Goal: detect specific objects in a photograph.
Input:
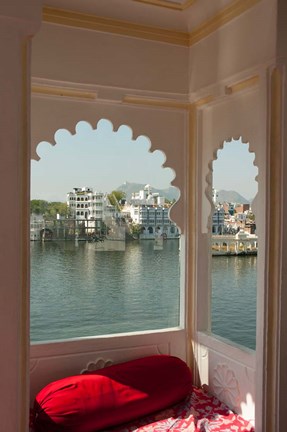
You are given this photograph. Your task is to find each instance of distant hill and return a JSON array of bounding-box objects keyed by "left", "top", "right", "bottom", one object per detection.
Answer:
[
  {"left": 115, "top": 184, "right": 250, "bottom": 204},
  {"left": 216, "top": 190, "right": 250, "bottom": 204},
  {"left": 116, "top": 182, "right": 180, "bottom": 202}
]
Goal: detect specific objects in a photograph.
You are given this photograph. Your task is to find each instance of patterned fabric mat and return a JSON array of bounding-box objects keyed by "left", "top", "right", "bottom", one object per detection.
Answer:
[{"left": 108, "top": 386, "right": 255, "bottom": 432}]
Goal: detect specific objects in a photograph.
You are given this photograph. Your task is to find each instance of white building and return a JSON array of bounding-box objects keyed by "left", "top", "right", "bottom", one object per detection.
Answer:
[
  {"left": 67, "top": 187, "right": 116, "bottom": 222},
  {"left": 128, "top": 185, "right": 179, "bottom": 239},
  {"left": 212, "top": 188, "right": 218, "bottom": 204},
  {"left": 30, "top": 214, "right": 45, "bottom": 240},
  {"left": 212, "top": 206, "right": 225, "bottom": 234},
  {"left": 131, "top": 184, "right": 165, "bottom": 207}
]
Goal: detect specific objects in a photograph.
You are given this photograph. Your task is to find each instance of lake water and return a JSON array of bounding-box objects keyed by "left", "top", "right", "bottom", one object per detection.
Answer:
[{"left": 30, "top": 240, "right": 256, "bottom": 350}]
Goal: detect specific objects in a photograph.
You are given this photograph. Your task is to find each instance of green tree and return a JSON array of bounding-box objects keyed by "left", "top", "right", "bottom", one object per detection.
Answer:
[
  {"left": 164, "top": 198, "right": 176, "bottom": 206},
  {"left": 107, "top": 191, "right": 126, "bottom": 210},
  {"left": 129, "top": 223, "right": 142, "bottom": 239},
  {"left": 30, "top": 200, "right": 69, "bottom": 219},
  {"left": 47, "top": 202, "right": 69, "bottom": 219},
  {"left": 30, "top": 200, "right": 49, "bottom": 216}
]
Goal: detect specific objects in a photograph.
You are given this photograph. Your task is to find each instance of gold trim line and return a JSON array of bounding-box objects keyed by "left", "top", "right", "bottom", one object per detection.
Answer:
[
  {"left": 225, "top": 75, "right": 259, "bottom": 95},
  {"left": 32, "top": 85, "right": 97, "bottom": 100},
  {"left": 265, "top": 66, "right": 282, "bottom": 432},
  {"left": 193, "top": 95, "right": 214, "bottom": 108},
  {"left": 123, "top": 95, "right": 190, "bottom": 110},
  {"left": 43, "top": 0, "right": 261, "bottom": 47},
  {"left": 43, "top": 7, "right": 189, "bottom": 47},
  {"left": 133, "top": 0, "right": 196, "bottom": 11},
  {"left": 189, "top": 0, "right": 262, "bottom": 46}
]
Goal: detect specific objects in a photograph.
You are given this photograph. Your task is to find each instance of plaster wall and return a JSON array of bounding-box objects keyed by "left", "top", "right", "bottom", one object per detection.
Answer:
[
  {"left": 0, "top": 3, "right": 42, "bottom": 431},
  {"left": 275, "top": 1, "right": 287, "bottom": 428},
  {"left": 32, "top": 23, "right": 189, "bottom": 94},
  {"left": 188, "top": 0, "right": 277, "bottom": 93},
  {"left": 192, "top": 79, "right": 267, "bottom": 424}
]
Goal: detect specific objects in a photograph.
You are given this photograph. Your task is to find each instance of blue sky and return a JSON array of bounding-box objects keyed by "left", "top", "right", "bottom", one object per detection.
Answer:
[
  {"left": 31, "top": 121, "right": 258, "bottom": 202},
  {"left": 31, "top": 119, "right": 175, "bottom": 202},
  {"left": 213, "top": 138, "right": 258, "bottom": 201}
]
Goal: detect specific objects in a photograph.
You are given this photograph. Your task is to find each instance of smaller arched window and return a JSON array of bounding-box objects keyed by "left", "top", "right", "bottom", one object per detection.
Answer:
[{"left": 211, "top": 138, "right": 258, "bottom": 350}]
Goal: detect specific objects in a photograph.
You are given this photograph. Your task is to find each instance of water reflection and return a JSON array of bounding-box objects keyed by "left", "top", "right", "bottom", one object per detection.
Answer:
[
  {"left": 30, "top": 240, "right": 181, "bottom": 342},
  {"left": 211, "top": 256, "right": 257, "bottom": 350}
]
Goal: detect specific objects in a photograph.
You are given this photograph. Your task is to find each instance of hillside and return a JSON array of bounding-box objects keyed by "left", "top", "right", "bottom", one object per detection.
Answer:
[
  {"left": 115, "top": 183, "right": 250, "bottom": 204},
  {"left": 116, "top": 182, "right": 180, "bottom": 202},
  {"left": 217, "top": 190, "right": 250, "bottom": 204}
]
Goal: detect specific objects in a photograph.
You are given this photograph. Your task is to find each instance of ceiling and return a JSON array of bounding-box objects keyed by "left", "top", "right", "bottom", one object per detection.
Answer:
[{"left": 42, "top": 0, "right": 238, "bottom": 33}]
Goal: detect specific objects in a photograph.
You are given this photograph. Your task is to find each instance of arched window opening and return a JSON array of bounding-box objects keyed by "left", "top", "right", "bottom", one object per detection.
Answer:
[
  {"left": 211, "top": 138, "right": 258, "bottom": 350},
  {"left": 30, "top": 119, "right": 181, "bottom": 343}
]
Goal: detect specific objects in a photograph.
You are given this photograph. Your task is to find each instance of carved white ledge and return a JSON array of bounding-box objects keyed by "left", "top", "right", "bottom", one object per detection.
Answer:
[
  {"left": 81, "top": 357, "right": 113, "bottom": 374},
  {"left": 213, "top": 363, "right": 240, "bottom": 408}
]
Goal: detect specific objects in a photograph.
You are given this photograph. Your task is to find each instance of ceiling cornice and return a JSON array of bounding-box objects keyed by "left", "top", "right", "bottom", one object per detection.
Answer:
[
  {"left": 132, "top": 0, "right": 196, "bottom": 11},
  {"left": 43, "top": 0, "right": 262, "bottom": 47},
  {"left": 189, "top": 0, "right": 262, "bottom": 46},
  {"left": 42, "top": 6, "right": 189, "bottom": 46}
]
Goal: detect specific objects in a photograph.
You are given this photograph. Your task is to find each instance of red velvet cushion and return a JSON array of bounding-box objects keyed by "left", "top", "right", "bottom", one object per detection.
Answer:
[{"left": 32, "top": 355, "right": 192, "bottom": 432}]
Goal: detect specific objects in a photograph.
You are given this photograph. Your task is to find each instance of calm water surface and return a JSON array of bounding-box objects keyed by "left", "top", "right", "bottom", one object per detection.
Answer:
[
  {"left": 30, "top": 241, "right": 256, "bottom": 350},
  {"left": 212, "top": 255, "right": 257, "bottom": 350},
  {"left": 30, "top": 240, "right": 181, "bottom": 342}
]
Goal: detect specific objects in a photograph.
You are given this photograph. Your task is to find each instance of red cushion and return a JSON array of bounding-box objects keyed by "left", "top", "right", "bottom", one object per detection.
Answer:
[{"left": 32, "top": 355, "right": 192, "bottom": 432}]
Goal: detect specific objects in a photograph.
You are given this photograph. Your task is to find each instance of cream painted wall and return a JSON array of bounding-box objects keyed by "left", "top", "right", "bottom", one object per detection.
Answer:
[
  {"left": 273, "top": 1, "right": 287, "bottom": 429},
  {"left": 32, "top": 23, "right": 189, "bottom": 94},
  {"left": 188, "top": 0, "right": 277, "bottom": 93},
  {"left": 0, "top": 3, "right": 42, "bottom": 431}
]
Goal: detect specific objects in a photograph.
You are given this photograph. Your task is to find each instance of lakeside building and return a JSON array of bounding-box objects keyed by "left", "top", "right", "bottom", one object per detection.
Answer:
[
  {"left": 212, "top": 207, "right": 225, "bottom": 234},
  {"left": 212, "top": 202, "right": 256, "bottom": 235},
  {"left": 212, "top": 230, "right": 258, "bottom": 255},
  {"left": 30, "top": 214, "right": 45, "bottom": 241},
  {"left": 30, "top": 185, "right": 179, "bottom": 241},
  {"left": 67, "top": 187, "right": 116, "bottom": 223},
  {"left": 67, "top": 187, "right": 117, "bottom": 237},
  {"left": 126, "top": 185, "right": 180, "bottom": 239}
]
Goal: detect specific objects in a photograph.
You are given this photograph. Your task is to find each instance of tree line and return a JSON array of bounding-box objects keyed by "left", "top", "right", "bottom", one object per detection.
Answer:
[
  {"left": 30, "top": 200, "right": 69, "bottom": 220},
  {"left": 30, "top": 191, "right": 126, "bottom": 220}
]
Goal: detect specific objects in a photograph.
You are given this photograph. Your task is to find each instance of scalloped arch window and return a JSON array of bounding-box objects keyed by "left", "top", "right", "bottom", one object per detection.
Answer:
[
  {"left": 30, "top": 119, "right": 182, "bottom": 342},
  {"left": 211, "top": 138, "right": 258, "bottom": 350}
]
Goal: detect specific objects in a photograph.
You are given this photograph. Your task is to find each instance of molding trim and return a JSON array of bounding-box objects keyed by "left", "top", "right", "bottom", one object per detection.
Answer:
[
  {"left": 21, "top": 39, "right": 30, "bottom": 432},
  {"left": 31, "top": 85, "right": 215, "bottom": 111},
  {"left": 122, "top": 95, "right": 189, "bottom": 110},
  {"left": 264, "top": 66, "right": 283, "bottom": 432},
  {"left": 42, "top": 7, "right": 189, "bottom": 46},
  {"left": 43, "top": 0, "right": 262, "bottom": 47},
  {"left": 189, "top": 0, "right": 262, "bottom": 46},
  {"left": 133, "top": 0, "right": 196, "bottom": 11},
  {"left": 225, "top": 75, "right": 259, "bottom": 95},
  {"left": 193, "top": 95, "right": 214, "bottom": 108},
  {"left": 187, "top": 102, "right": 197, "bottom": 376},
  {"left": 32, "top": 84, "right": 97, "bottom": 100}
]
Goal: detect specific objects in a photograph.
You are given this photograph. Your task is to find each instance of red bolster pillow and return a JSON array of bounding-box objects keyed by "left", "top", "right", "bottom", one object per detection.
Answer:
[{"left": 32, "top": 355, "right": 192, "bottom": 432}]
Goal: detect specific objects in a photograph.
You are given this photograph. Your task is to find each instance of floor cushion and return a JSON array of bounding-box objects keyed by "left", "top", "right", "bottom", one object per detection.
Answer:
[{"left": 31, "top": 355, "right": 193, "bottom": 432}]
